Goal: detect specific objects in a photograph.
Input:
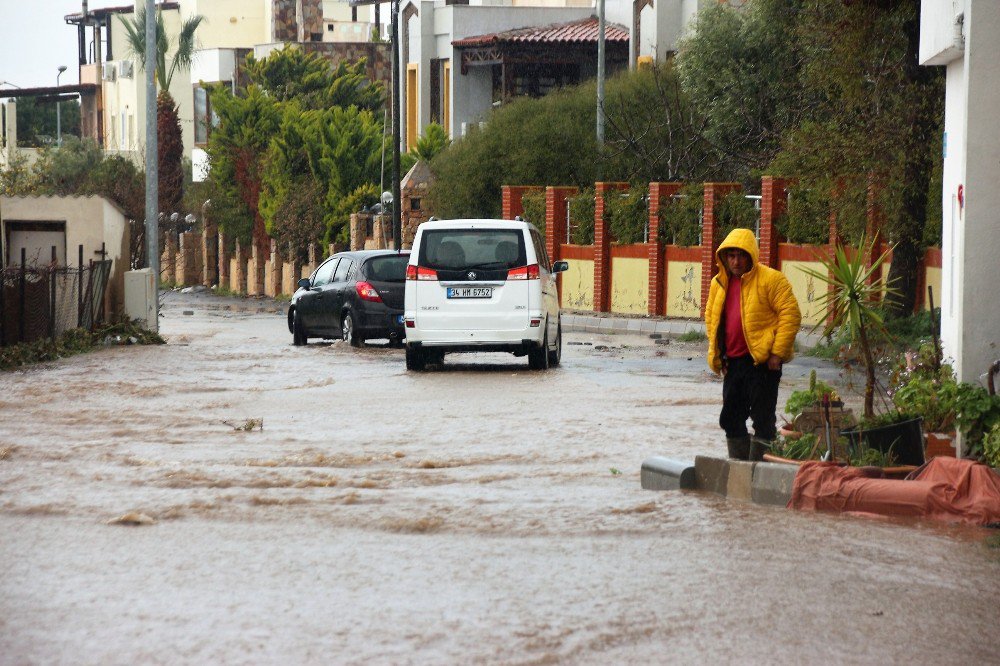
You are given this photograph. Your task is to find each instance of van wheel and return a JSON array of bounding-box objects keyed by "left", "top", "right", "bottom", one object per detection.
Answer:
[
  {"left": 528, "top": 328, "right": 550, "bottom": 370},
  {"left": 405, "top": 346, "right": 426, "bottom": 371},
  {"left": 292, "top": 308, "right": 308, "bottom": 346},
  {"left": 548, "top": 321, "right": 561, "bottom": 367}
]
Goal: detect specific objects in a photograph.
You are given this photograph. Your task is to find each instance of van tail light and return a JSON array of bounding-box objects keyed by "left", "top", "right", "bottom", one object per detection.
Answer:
[
  {"left": 355, "top": 281, "right": 383, "bottom": 302},
  {"left": 406, "top": 265, "right": 438, "bottom": 281},
  {"left": 507, "top": 264, "right": 540, "bottom": 280}
]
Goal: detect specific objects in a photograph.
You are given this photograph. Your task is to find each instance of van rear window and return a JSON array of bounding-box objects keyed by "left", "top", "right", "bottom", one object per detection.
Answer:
[{"left": 418, "top": 230, "right": 526, "bottom": 271}]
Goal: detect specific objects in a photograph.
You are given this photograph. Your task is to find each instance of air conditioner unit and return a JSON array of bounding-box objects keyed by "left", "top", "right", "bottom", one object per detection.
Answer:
[
  {"left": 102, "top": 65, "right": 116, "bottom": 82},
  {"left": 118, "top": 60, "right": 134, "bottom": 79}
]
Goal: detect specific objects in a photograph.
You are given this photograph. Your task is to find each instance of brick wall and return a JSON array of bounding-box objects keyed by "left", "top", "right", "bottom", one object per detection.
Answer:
[
  {"left": 594, "top": 182, "right": 629, "bottom": 312},
  {"left": 699, "top": 182, "right": 741, "bottom": 317},
  {"left": 501, "top": 185, "right": 544, "bottom": 221},
  {"left": 647, "top": 182, "right": 683, "bottom": 315}
]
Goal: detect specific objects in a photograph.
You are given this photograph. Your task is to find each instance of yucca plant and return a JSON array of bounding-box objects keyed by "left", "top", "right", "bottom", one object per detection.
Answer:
[{"left": 801, "top": 235, "right": 897, "bottom": 418}]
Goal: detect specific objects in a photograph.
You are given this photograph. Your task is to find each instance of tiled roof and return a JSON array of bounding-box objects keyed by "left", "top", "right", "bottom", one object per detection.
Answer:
[{"left": 453, "top": 17, "right": 629, "bottom": 48}]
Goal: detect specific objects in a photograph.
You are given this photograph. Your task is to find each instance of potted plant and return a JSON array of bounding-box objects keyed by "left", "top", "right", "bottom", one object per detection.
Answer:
[
  {"left": 801, "top": 236, "right": 924, "bottom": 465},
  {"left": 954, "top": 381, "right": 1000, "bottom": 461}
]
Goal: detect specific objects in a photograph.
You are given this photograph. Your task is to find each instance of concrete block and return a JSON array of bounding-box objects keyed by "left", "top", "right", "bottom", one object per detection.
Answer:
[
  {"left": 726, "top": 460, "right": 756, "bottom": 501},
  {"left": 695, "top": 455, "right": 730, "bottom": 495},
  {"left": 639, "top": 320, "right": 656, "bottom": 333},
  {"left": 626, "top": 318, "right": 641, "bottom": 331},
  {"left": 751, "top": 462, "right": 799, "bottom": 506},
  {"left": 599, "top": 318, "right": 615, "bottom": 330},
  {"left": 640, "top": 457, "right": 696, "bottom": 491}
]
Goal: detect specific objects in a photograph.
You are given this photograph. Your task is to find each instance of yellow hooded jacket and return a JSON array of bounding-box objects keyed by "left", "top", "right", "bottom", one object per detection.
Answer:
[{"left": 704, "top": 228, "right": 801, "bottom": 374}]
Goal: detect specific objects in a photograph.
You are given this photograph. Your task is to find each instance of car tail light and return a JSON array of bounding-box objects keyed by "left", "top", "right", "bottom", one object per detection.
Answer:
[
  {"left": 405, "top": 318, "right": 415, "bottom": 328},
  {"left": 507, "top": 264, "right": 540, "bottom": 280},
  {"left": 355, "top": 281, "right": 382, "bottom": 302},
  {"left": 406, "top": 265, "right": 438, "bottom": 281},
  {"left": 530, "top": 318, "right": 541, "bottom": 327}
]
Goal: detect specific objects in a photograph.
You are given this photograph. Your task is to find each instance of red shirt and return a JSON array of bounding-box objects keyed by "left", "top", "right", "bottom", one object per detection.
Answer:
[{"left": 724, "top": 276, "right": 750, "bottom": 358}]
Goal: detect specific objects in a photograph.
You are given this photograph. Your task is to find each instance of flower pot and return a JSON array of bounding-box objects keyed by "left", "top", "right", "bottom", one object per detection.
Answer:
[
  {"left": 841, "top": 417, "right": 925, "bottom": 467},
  {"left": 924, "top": 431, "right": 957, "bottom": 459}
]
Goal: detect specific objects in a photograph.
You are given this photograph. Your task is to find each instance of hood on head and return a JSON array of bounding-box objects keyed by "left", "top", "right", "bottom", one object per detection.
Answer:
[{"left": 715, "top": 228, "right": 760, "bottom": 276}]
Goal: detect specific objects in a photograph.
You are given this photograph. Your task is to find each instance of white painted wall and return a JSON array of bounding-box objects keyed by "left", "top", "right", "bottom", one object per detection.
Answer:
[{"left": 920, "top": 0, "right": 1000, "bottom": 383}]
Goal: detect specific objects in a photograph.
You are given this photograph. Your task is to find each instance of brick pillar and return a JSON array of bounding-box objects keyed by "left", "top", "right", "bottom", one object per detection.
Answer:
[
  {"left": 759, "top": 177, "right": 790, "bottom": 269},
  {"left": 545, "top": 186, "right": 577, "bottom": 305},
  {"left": 201, "top": 207, "right": 218, "bottom": 288},
  {"left": 501, "top": 185, "right": 544, "bottom": 221},
  {"left": 218, "top": 232, "right": 230, "bottom": 290},
  {"left": 282, "top": 243, "right": 301, "bottom": 295},
  {"left": 593, "top": 182, "right": 629, "bottom": 312},
  {"left": 160, "top": 234, "right": 176, "bottom": 283},
  {"left": 265, "top": 239, "right": 282, "bottom": 297},
  {"left": 303, "top": 243, "right": 318, "bottom": 279},
  {"left": 699, "top": 182, "right": 742, "bottom": 317},
  {"left": 232, "top": 239, "right": 249, "bottom": 294},
  {"left": 177, "top": 231, "right": 199, "bottom": 286},
  {"left": 648, "top": 182, "right": 682, "bottom": 316},
  {"left": 350, "top": 212, "right": 371, "bottom": 251}
]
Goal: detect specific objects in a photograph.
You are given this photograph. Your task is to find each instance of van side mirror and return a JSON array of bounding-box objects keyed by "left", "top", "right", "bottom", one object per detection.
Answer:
[
  {"left": 298, "top": 278, "right": 312, "bottom": 289},
  {"left": 552, "top": 261, "right": 569, "bottom": 273}
]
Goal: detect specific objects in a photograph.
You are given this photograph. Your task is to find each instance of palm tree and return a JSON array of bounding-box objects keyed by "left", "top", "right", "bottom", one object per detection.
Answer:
[{"left": 119, "top": 7, "right": 204, "bottom": 217}]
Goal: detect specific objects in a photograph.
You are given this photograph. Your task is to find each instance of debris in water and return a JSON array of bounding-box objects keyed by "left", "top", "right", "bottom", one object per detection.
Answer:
[
  {"left": 183, "top": 310, "right": 195, "bottom": 316},
  {"left": 223, "top": 418, "right": 264, "bottom": 432},
  {"left": 107, "top": 511, "right": 156, "bottom": 526},
  {"left": 610, "top": 467, "right": 622, "bottom": 475}
]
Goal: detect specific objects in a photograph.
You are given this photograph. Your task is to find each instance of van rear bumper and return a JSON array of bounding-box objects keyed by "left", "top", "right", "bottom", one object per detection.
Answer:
[
  {"left": 405, "top": 325, "right": 544, "bottom": 351},
  {"left": 407, "top": 340, "right": 539, "bottom": 355}
]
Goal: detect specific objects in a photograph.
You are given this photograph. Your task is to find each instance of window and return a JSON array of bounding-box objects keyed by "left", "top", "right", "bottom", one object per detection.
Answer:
[
  {"left": 333, "top": 258, "right": 354, "bottom": 283},
  {"left": 410, "top": 198, "right": 422, "bottom": 211},
  {"left": 312, "top": 257, "right": 339, "bottom": 286},
  {"left": 418, "top": 230, "right": 526, "bottom": 271},
  {"left": 530, "top": 230, "right": 551, "bottom": 272},
  {"left": 406, "top": 64, "right": 418, "bottom": 152},
  {"left": 194, "top": 87, "right": 211, "bottom": 145},
  {"left": 365, "top": 255, "right": 409, "bottom": 282}
]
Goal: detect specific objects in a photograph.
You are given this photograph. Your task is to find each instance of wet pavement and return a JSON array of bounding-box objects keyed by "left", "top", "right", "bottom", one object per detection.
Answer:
[{"left": 1, "top": 291, "right": 998, "bottom": 664}]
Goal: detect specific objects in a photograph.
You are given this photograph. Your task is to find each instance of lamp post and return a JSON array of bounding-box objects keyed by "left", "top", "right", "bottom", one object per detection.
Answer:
[{"left": 56, "top": 65, "right": 67, "bottom": 146}]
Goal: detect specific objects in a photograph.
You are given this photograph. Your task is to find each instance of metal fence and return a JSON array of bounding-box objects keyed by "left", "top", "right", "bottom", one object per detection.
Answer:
[{"left": 0, "top": 253, "right": 111, "bottom": 347}]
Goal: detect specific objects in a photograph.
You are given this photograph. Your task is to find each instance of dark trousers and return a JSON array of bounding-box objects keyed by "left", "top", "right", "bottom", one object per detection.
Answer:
[{"left": 720, "top": 355, "right": 782, "bottom": 440}]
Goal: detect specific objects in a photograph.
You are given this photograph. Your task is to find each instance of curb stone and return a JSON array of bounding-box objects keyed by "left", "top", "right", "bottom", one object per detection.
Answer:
[{"left": 640, "top": 457, "right": 696, "bottom": 490}]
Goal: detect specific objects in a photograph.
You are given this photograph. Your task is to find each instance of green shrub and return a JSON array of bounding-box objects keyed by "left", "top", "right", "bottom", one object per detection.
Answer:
[
  {"left": 605, "top": 187, "right": 648, "bottom": 244},
  {"left": 778, "top": 185, "right": 830, "bottom": 245},
  {"left": 715, "top": 191, "right": 758, "bottom": 241},
  {"left": 658, "top": 182, "right": 703, "bottom": 246},
  {"left": 568, "top": 188, "right": 595, "bottom": 245},
  {"left": 520, "top": 190, "right": 546, "bottom": 236}
]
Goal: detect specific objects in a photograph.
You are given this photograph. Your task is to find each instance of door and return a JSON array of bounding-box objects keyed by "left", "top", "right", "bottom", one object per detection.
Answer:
[
  {"left": 328, "top": 257, "right": 355, "bottom": 333},
  {"left": 530, "top": 229, "right": 559, "bottom": 342},
  {"left": 298, "top": 257, "right": 339, "bottom": 331}
]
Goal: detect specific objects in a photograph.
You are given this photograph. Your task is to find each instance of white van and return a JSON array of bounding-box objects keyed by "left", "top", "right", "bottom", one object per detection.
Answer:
[{"left": 403, "top": 218, "right": 568, "bottom": 370}]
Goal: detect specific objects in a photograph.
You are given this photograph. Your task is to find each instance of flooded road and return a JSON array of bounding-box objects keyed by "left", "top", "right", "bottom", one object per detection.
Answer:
[{"left": 2, "top": 291, "right": 998, "bottom": 664}]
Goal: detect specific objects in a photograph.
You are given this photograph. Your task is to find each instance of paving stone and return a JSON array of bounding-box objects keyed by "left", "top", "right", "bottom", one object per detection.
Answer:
[{"left": 726, "top": 460, "right": 756, "bottom": 501}]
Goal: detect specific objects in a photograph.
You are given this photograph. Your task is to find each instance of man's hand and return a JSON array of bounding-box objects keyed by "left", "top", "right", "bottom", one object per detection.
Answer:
[{"left": 767, "top": 354, "right": 783, "bottom": 371}]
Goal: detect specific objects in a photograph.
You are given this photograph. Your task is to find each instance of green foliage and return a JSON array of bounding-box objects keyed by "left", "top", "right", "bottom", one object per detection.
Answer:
[
  {"left": 328, "top": 183, "right": 379, "bottom": 245},
  {"left": 567, "top": 188, "right": 595, "bottom": 245},
  {"left": 0, "top": 319, "right": 164, "bottom": 371},
  {"left": 954, "top": 384, "right": 1000, "bottom": 461},
  {"left": 801, "top": 235, "right": 897, "bottom": 417},
  {"left": 157, "top": 91, "right": 184, "bottom": 215},
  {"left": 892, "top": 375, "right": 958, "bottom": 433},
  {"left": 520, "top": 190, "right": 546, "bottom": 235},
  {"left": 678, "top": 0, "right": 811, "bottom": 176},
  {"left": 245, "top": 47, "right": 384, "bottom": 111},
  {"left": 715, "top": 192, "right": 757, "bottom": 241},
  {"left": 410, "top": 122, "right": 450, "bottom": 163},
  {"left": 983, "top": 423, "right": 1000, "bottom": 469},
  {"left": 778, "top": 184, "right": 831, "bottom": 245},
  {"left": 849, "top": 441, "right": 897, "bottom": 468},
  {"left": 605, "top": 187, "right": 648, "bottom": 244},
  {"left": 118, "top": 7, "right": 204, "bottom": 90},
  {"left": 676, "top": 330, "right": 707, "bottom": 343},
  {"left": 771, "top": 433, "right": 819, "bottom": 460},
  {"left": 784, "top": 370, "right": 839, "bottom": 417},
  {"left": 0, "top": 152, "right": 38, "bottom": 195},
  {"left": 658, "top": 182, "right": 702, "bottom": 246},
  {"left": 8, "top": 97, "right": 80, "bottom": 147}
]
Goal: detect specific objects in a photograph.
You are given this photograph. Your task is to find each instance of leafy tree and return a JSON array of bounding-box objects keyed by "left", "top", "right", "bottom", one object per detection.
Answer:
[
  {"left": 119, "top": 6, "right": 204, "bottom": 220},
  {"left": 9, "top": 97, "right": 81, "bottom": 147},
  {"left": 409, "top": 122, "right": 450, "bottom": 162}
]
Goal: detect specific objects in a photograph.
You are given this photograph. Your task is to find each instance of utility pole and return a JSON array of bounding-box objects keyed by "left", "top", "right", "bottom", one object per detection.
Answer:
[
  {"left": 596, "top": 0, "right": 606, "bottom": 181},
  {"left": 144, "top": 0, "right": 159, "bottom": 331},
  {"left": 391, "top": 0, "right": 402, "bottom": 250},
  {"left": 56, "top": 65, "right": 67, "bottom": 146}
]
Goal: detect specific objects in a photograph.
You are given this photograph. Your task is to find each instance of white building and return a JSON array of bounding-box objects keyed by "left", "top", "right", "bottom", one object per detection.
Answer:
[{"left": 919, "top": 0, "right": 1000, "bottom": 383}]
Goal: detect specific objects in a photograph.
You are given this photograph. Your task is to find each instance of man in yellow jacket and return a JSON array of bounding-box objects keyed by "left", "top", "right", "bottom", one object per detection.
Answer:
[{"left": 705, "top": 228, "right": 801, "bottom": 461}]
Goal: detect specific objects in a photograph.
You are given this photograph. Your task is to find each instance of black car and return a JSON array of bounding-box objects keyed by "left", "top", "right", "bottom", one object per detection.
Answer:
[{"left": 288, "top": 249, "right": 409, "bottom": 346}]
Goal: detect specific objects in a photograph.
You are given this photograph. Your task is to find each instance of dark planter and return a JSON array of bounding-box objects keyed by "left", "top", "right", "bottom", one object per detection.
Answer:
[{"left": 841, "top": 417, "right": 925, "bottom": 467}]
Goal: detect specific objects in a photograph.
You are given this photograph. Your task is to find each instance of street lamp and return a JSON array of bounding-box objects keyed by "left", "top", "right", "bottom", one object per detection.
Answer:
[{"left": 56, "top": 65, "right": 67, "bottom": 146}]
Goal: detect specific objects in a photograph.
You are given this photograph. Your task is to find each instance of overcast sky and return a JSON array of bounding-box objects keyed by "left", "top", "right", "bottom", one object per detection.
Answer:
[{"left": 0, "top": 0, "right": 122, "bottom": 93}]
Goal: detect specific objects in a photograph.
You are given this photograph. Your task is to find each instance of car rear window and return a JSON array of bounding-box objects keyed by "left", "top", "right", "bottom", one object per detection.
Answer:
[
  {"left": 418, "top": 229, "right": 526, "bottom": 271},
  {"left": 365, "top": 254, "right": 409, "bottom": 282}
]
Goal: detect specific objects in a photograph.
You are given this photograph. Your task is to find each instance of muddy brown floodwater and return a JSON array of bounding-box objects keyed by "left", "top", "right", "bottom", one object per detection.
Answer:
[{"left": 2, "top": 291, "right": 999, "bottom": 664}]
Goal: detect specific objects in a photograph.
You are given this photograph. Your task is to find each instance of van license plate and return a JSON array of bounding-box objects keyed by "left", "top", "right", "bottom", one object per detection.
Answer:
[{"left": 447, "top": 287, "right": 492, "bottom": 299}]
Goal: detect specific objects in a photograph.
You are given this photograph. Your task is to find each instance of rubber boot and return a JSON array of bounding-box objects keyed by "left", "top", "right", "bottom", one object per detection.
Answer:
[
  {"left": 726, "top": 436, "right": 751, "bottom": 461},
  {"left": 749, "top": 437, "right": 772, "bottom": 462}
]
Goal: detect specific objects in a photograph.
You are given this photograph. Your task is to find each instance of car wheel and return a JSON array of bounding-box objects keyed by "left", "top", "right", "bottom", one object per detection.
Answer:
[
  {"left": 528, "top": 327, "right": 550, "bottom": 370},
  {"left": 342, "top": 311, "right": 363, "bottom": 347},
  {"left": 548, "top": 321, "right": 562, "bottom": 367},
  {"left": 405, "top": 346, "right": 426, "bottom": 371},
  {"left": 292, "top": 308, "right": 308, "bottom": 346}
]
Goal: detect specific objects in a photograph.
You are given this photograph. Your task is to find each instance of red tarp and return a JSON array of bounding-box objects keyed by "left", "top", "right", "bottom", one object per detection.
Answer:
[{"left": 789, "top": 457, "right": 1000, "bottom": 527}]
